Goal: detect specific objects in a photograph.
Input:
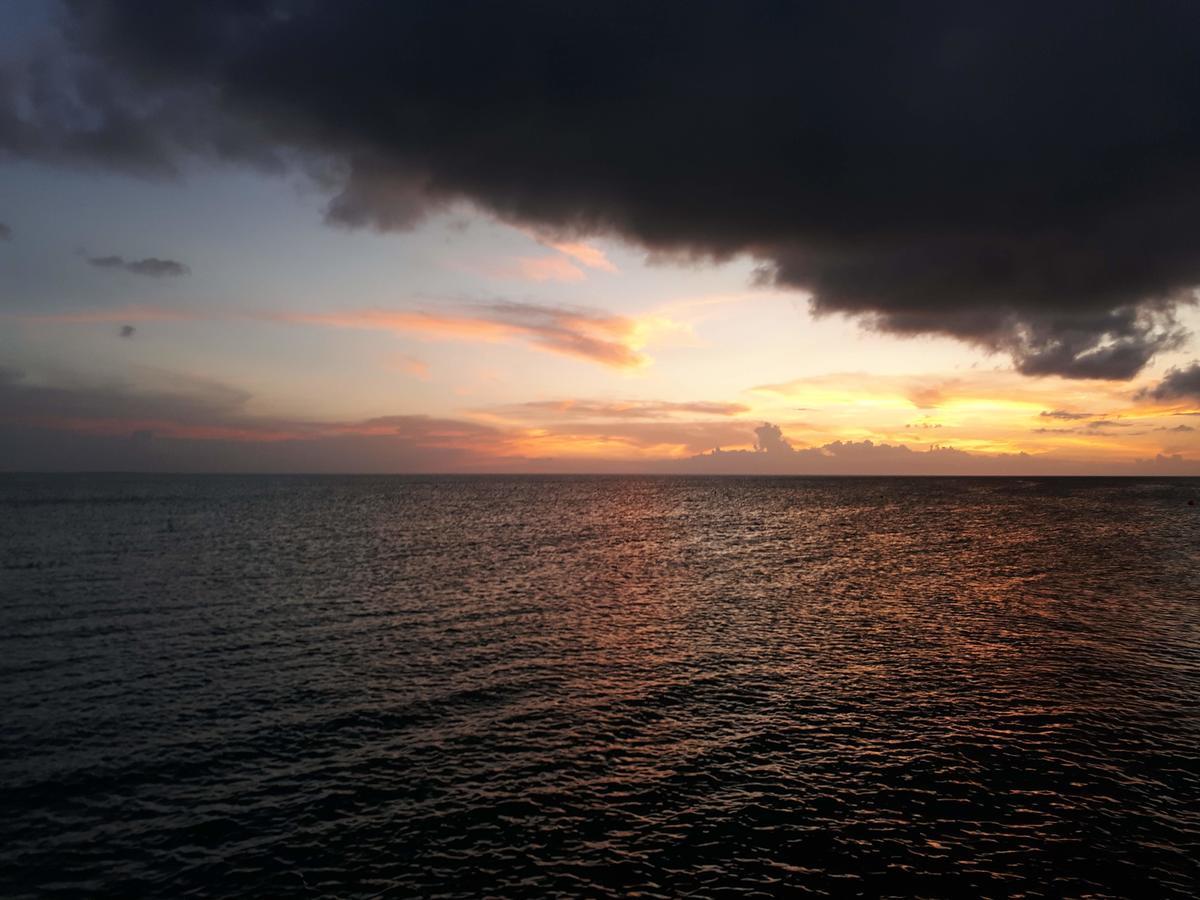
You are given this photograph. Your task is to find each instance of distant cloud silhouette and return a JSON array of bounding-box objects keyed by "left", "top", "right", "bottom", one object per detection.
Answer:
[
  {"left": 1034, "top": 421, "right": 1146, "bottom": 437},
  {"left": 1139, "top": 363, "right": 1200, "bottom": 403},
  {"left": 753, "top": 422, "right": 793, "bottom": 454},
  {"left": 0, "top": 380, "right": 1196, "bottom": 474},
  {"left": 87, "top": 255, "right": 190, "bottom": 277},
  {"left": 680, "top": 423, "right": 1196, "bottom": 475},
  {"left": 1040, "top": 409, "right": 1094, "bottom": 421}
]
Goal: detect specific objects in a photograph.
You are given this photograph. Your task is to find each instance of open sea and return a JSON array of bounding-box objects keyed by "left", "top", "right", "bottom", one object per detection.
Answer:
[{"left": 1, "top": 474, "right": 1199, "bottom": 898}]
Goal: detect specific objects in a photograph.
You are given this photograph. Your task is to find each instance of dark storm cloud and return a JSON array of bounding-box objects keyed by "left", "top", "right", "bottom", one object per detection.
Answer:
[
  {"left": 11, "top": 1, "right": 1200, "bottom": 377},
  {"left": 1138, "top": 363, "right": 1200, "bottom": 403},
  {"left": 87, "top": 255, "right": 190, "bottom": 277}
]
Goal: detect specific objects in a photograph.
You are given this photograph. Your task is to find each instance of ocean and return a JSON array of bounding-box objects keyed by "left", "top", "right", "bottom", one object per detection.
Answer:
[{"left": 2, "top": 474, "right": 1199, "bottom": 897}]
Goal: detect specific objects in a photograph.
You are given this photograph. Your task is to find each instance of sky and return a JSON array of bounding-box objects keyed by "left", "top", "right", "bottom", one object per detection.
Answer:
[{"left": 3, "top": 1, "right": 1200, "bottom": 474}]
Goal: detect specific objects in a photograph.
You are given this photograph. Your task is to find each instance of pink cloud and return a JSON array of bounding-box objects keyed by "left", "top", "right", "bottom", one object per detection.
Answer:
[
  {"left": 286, "top": 302, "right": 648, "bottom": 369},
  {"left": 387, "top": 354, "right": 431, "bottom": 380},
  {"left": 546, "top": 240, "right": 618, "bottom": 273},
  {"left": 472, "top": 255, "right": 587, "bottom": 282},
  {"left": 511, "top": 256, "right": 586, "bottom": 282},
  {"left": 509, "top": 399, "right": 750, "bottom": 418}
]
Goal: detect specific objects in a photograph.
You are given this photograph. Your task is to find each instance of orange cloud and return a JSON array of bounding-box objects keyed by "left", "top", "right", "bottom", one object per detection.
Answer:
[
  {"left": 506, "top": 399, "right": 750, "bottom": 419},
  {"left": 287, "top": 302, "right": 649, "bottom": 369},
  {"left": 511, "top": 256, "right": 586, "bottom": 282},
  {"left": 546, "top": 240, "right": 618, "bottom": 273},
  {"left": 509, "top": 420, "right": 760, "bottom": 458},
  {"left": 3, "top": 362, "right": 1197, "bottom": 473},
  {"left": 476, "top": 255, "right": 587, "bottom": 282},
  {"left": 751, "top": 370, "right": 1134, "bottom": 414},
  {"left": 464, "top": 253, "right": 588, "bottom": 283},
  {"left": 741, "top": 368, "right": 1200, "bottom": 461}
]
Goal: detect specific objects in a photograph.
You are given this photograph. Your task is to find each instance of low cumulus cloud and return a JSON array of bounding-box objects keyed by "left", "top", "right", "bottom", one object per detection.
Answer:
[
  {"left": 87, "top": 255, "right": 190, "bottom": 277},
  {"left": 683, "top": 421, "right": 1198, "bottom": 475},
  {"left": 8, "top": 3, "right": 1200, "bottom": 378},
  {"left": 0, "top": 367, "right": 750, "bottom": 467},
  {"left": 0, "top": 369, "right": 751, "bottom": 468},
  {"left": 0, "top": 373, "right": 1195, "bottom": 474},
  {"left": 753, "top": 422, "right": 793, "bottom": 454}
]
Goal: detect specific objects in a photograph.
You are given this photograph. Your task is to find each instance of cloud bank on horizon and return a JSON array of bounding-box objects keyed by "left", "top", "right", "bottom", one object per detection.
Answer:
[
  {"left": 0, "top": 365, "right": 1194, "bottom": 475},
  {"left": 5, "top": 1, "right": 1200, "bottom": 382}
]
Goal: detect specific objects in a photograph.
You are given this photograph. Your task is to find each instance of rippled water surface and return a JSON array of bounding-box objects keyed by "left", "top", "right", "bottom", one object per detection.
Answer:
[{"left": 2, "top": 475, "right": 1200, "bottom": 897}]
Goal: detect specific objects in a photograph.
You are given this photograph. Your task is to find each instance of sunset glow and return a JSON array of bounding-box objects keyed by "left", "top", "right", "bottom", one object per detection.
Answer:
[
  {"left": 6, "top": 6, "right": 1200, "bottom": 899},
  {"left": 3, "top": 4, "right": 1200, "bottom": 475},
  {"left": 4, "top": 235, "right": 1200, "bottom": 471}
]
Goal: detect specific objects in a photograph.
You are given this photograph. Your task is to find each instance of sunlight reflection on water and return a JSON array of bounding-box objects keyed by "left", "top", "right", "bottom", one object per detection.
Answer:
[{"left": 2, "top": 475, "right": 1199, "bottom": 897}]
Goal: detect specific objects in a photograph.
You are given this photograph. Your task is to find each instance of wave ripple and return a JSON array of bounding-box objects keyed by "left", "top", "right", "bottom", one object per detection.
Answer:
[{"left": 2, "top": 475, "right": 1199, "bottom": 897}]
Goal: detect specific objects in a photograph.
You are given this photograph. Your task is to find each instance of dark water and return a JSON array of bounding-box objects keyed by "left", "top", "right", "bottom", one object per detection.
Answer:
[{"left": 2, "top": 475, "right": 1199, "bottom": 898}]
